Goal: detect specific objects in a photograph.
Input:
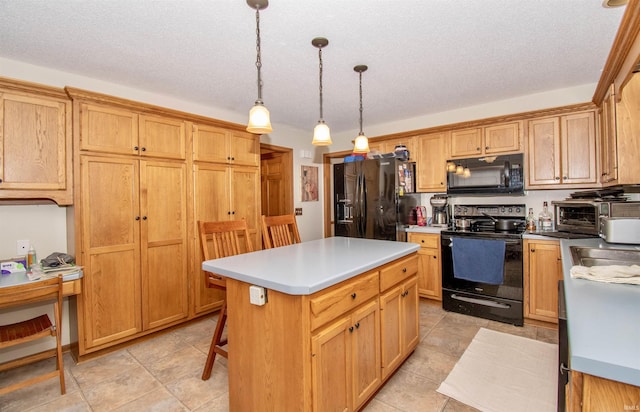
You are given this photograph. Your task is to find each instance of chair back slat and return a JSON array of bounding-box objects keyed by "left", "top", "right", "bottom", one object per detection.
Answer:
[{"left": 261, "top": 214, "right": 301, "bottom": 249}]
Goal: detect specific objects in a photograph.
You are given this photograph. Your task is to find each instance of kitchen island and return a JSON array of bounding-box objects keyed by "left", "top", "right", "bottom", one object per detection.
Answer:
[
  {"left": 202, "top": 237, "right": 420, "bottom": 411},
  {"left": 559, "top": 238, "right": 640, "bottom": 409}
]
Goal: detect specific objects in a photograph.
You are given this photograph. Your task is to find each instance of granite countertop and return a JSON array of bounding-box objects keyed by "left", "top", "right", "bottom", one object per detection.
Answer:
[
  {"left": 202, "top": 237, "right": 419, "bottom": 295},
  {"left": 559, "top": 237, "right": 640, "bottom": 386}
]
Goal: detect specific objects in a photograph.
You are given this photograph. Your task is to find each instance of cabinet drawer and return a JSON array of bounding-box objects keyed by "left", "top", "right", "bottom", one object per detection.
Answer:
[
  {"left": 380, "top": 255, "right": 418, "bottom": 291},
  {"left": 409, "top": 233, "right": 439, "bottom": 249},
  {"left": 310, "top": 271, "right": 379, "bottom": 331}
]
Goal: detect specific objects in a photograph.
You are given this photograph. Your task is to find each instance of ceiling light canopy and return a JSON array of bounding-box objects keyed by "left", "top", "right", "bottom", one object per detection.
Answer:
[
  {"left": 602, "top": 0, "right": 628, "bottom": 7},
  {"left": 312, "top": 37, "right": 332, "bottom": 146},
  {"left": 246, "top": 0, "right": 272, "bottom": 134},
  {"left": 352, "top": 65, "right": 370, "bottom": 154}
]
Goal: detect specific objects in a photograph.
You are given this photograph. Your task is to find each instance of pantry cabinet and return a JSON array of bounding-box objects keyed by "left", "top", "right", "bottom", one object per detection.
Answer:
[
  {"left": 415, "top": 132, "right": 449, "bottom": 192},
  {"left": 77, "top": 155, "right": 188, "bottom": 350},
  {"left": 527, "top": 111, "right": 597, "bottom": 188},
  {"left": 0, "top": 78, "right": 72, "bottom": 205},
  {"left": 450, "top": 121, "right": 522, "bottom": 158},
  {"left": 408, "top": 233, "right": 442, "bottom": 300},
  {"left": 524, "top": 239, "right": 562, "bottom": 323}
]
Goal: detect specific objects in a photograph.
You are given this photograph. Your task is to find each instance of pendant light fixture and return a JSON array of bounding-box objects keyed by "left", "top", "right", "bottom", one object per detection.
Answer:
[
  {"left": 352, "top": 65, "right": 370, "bottom": 154},
  {"left": 311, "top": 37, "right": 332, "bottom": 146},
  {"left": 246, "top": 0, "right": 272, "bottom": 134}
]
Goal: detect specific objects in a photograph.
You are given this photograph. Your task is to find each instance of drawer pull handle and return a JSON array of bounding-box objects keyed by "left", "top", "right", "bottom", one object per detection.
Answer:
[{"left": 351, "top": 293, "right": 356, "bottom": 299}]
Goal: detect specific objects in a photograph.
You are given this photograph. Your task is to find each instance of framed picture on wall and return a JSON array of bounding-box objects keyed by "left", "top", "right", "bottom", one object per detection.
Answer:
[{"left": 301, "top": 165, "right": 318, "bottom": 202}]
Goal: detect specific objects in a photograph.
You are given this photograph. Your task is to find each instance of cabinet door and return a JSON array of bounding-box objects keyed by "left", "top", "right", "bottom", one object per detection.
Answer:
[
  {"left": 351, "top": 299, "right": 381, "bottom": 410},
  {"left": 484, "top": 121, "right": 521, "bottom": 154},
  {"left": 380, "top": 284, "right": 403, "bottom": 379},
  {"left": 80, "top": 156, "right": 142, "bottom": 349},
  {"left": 527, "top": 117, "right": 561, "bottom": 186},
  {"left": 192, "top": 124, "right": 230, "bottom": 163},
  {"left": 409, "top": 233, "right": 441, "bottom": 300},
  {"left": 561, "top": 112, "right": 597, "bottom": 185},
  {"left": 230, "top": 166, "right": 261, "bottom": 249},
  {"left": 80, "top": 103, "right": 138, "bottom": 155},
  {"left": 312, "top": 316, "right": 351, "bottom": 412},
  {"left": 416, "top": 132, "right": 449, "bottom": 192},
  {"left": 402, "top": 277, "right": 419, "bottom": 355},
  {"left": 192, "top": 163, "right": 229, "bottom": 314},
  {"left": 526, "top": 240, "right": 562, "bottom": 323},
  {"left": 450, "top": 128, "right": 482, "bottom": 158},
  {"left": 0, "top": 93, "right": 68, "bottom": 191},
  {"left": 138, "top": 115, "right": 186, "bottom": 160},
  {"left": 229, "top": 130, "right": 260, "bottom": 166},
  {"left": 600, "top": 84, "right": 618, "bottom": 184},
  {"left": 616, "top": 73, "right": 640, "bottom": 185},
  {"left": 140, "top": 160, "right": 188, "bottom": 329}
]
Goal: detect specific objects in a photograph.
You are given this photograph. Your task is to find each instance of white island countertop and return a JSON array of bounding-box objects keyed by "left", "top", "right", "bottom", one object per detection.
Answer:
[
  {"left": 202, "top": 237, "right": 419, "bottom": 295},
  {"left": 560, "top": 237, "right": 640, "bottom": 387}
]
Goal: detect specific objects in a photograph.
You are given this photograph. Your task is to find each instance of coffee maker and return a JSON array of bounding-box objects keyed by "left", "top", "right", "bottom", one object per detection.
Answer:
[{"left": 430, "top": 195, "right": 449, "bottom": 227}]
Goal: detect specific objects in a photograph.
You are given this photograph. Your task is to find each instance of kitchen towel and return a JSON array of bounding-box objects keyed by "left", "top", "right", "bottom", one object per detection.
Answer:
[
  {"left": 452, "top": 237, "right": 505, "bottom": 284},
  {"left": 570, "top": 264, "right": 640, "bottom": 285}
]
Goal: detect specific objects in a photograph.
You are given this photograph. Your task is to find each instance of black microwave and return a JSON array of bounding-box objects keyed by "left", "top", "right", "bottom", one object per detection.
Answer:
[{"left": 446, "top": 153, "right": 524, "bottom": 196}]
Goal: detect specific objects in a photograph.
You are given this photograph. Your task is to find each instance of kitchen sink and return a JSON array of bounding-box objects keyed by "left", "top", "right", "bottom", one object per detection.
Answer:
[{"left": 570, "top": 246, "right": 640, "bottom": 267}]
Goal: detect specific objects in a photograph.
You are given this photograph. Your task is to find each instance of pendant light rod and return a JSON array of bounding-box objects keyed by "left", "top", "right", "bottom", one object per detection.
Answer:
[
  {"left": 354, "top": 65, "right": 368, "bottom": 135},
  {"left": 312, "top": 37, "right": 328, "bottom": 120}
]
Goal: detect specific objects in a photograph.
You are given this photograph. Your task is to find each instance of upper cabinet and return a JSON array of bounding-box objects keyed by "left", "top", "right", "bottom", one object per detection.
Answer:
[
  {"left": 193, "top": 123, "right": 259, "bottom": 166},
  {"left": 0, "top": 78, "right": 73, "bottom": 205},
  {"left": 600, "top": 84, "right": 618, "bottom": 184},
  {"left": 450, "top": 121, "right": 522, "bottom": 158},
  {"left": 614, "top": 72, "right": 640, "bottom": 185},
  {"left": 368, "top": 136, "right": 416, "bottom": 160},
  {"left": 79, "top": 103, "right": 186, "bottom": 159},
  {"left": 415, "top": 132, "right": 449, "bottom": 192},
  {"left": 527, "top": 110, "right": 597, "bottom": 188}
]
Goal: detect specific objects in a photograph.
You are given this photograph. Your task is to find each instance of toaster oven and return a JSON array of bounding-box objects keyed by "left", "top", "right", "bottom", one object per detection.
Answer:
[{"left": 552, "top": 200, "right": 640, "bottom": 235}]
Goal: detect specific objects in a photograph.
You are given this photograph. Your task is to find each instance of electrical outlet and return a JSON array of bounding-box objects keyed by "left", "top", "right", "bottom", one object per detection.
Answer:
[
  {"left": 17, "top": 239, "right": 30, "bottom": 256},
  {"left": 295, "top": 208, "right": 302, "bottom": 216}
]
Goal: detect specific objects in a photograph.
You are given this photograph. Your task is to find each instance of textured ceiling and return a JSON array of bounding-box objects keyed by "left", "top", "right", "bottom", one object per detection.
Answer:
[{"left": 0, "top": 0, "right": 626, "bottom": 134}]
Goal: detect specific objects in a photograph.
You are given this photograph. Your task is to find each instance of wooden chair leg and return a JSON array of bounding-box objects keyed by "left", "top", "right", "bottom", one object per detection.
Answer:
[
  {"left": 202, "top": 302, "right": 228, "bottom": 380},
  {"left": 54, "top": 302, "right": 66, "bottom": 394}
]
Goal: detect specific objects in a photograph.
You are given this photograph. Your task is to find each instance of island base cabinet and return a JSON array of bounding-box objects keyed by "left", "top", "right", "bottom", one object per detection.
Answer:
[{"left": 568, "top": 371, "right": 640, "bottom": 411}]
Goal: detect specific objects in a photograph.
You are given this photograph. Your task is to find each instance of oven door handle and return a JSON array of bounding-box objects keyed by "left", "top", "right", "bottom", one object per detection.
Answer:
[
  {"left": 446, "top": 238, "right": 521, "bottom": 246},
  {"left": 450, "top": 293, "right": 511, "bottom": 309}
]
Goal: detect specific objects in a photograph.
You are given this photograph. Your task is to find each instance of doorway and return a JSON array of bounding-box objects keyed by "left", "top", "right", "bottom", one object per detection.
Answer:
[{"left": 260, "top": 144, "right": 293, "bottom": 217}]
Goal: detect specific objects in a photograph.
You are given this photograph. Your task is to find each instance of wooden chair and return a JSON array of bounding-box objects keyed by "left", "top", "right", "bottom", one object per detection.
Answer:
[
  {"left": 261, "top": 214, "right": 301, "bottom": 249},
  {"left": 198, "top": 220, "right": 254, "bottom": 380},
  {"left": 0, "top": 276, "right": 65, "bottom": 395}
]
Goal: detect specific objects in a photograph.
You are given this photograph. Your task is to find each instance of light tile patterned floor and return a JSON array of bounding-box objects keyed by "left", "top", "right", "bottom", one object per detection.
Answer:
[{"left": 0, "top": 300, "right": 558, "bottom": 411}]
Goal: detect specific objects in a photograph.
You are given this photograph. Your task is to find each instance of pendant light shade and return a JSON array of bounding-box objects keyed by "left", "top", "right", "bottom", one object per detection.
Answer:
[
  {"left": 246, "top": 0, "right": 272, "bottom": 134},
  {"left": 311, "top": 37, "right": 332, "bottom": 146},
  {"left": 352, "top": 65, "right": 370, "bottom": 154}
]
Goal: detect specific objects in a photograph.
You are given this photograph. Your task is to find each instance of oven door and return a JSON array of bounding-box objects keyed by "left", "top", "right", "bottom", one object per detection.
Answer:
[{"left": 441, "top": 232, "right": 523, "bottom": 301}]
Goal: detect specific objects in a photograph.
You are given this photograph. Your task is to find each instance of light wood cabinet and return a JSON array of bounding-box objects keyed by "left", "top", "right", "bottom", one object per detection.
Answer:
[
  {"left": 77, "top": 155, "right": 188, "bottom": 352},
  {"left": 524, "top": 239, "right": 562, "bottom": 323},
  {"left": 415, "top": 132, "right": 449, "bottom": 192},
  {"left": 0, "top": 79, "right": 72, "bottom": 205},
  {"left": 193, "top": 123, "right": 259, "bottom": 166},
  {"left": 527, "top": 110, "right": 597, "bottom": 188},
  {"left": 79, "top": 103, "right": 186, "bottom": 159},
  {"left": 568, "top": 371, "right": 640, "bottom": 412},
  {"left": 614, "top": 72, "right": 640, "bottom": 185},
  {"left": 600, "top": 84, "right": 618, "bottom": 184},
  {"left": 312, "top": 298, "right": 381, "bottom": 411},
  {"left": 380, "top": 275, "right": 418, "bottom": 381},
  {"left": 408, "top": 233, "right": 442, "bottom": 300},
  {"left": 367, "top": 136, "right": 416, "bottom": 159},
  {"left": 450, "top": 121, "right": 522, "bottom": 158}
]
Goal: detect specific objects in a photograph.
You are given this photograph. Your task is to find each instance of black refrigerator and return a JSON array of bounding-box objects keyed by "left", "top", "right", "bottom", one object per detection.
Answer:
[{"left": 334, "top": 158, "right": 418, "bottom": 242}]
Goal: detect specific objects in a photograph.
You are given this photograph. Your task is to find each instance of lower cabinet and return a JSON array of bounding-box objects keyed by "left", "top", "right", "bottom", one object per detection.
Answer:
[
  {"left": 524, "top": 239, "right": 562, "bottom": 323},
  {"left": 312, "top": 299, "right": 381, "bottom": 411},
  {"left": 380, "top": 275, "right": 419, "bottom": 381},
  {"left": 225, "top": 253, "right": 418, "bottom": 411},
  {"left": 568, "top": 371, "right": 640, "bottom": 412},
  {"left": 408, "top": 233, "right": 442, "bottom": 300}
]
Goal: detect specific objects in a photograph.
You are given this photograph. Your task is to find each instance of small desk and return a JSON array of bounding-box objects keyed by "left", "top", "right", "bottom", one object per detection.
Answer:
[{"left": 0, "top": 269, "right": 83, "bottom": 300}]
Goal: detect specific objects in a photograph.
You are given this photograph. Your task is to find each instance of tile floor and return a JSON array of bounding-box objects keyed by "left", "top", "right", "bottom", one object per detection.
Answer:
[{"left": 0, "top": 299, "right": 558, "bottom": 411}]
